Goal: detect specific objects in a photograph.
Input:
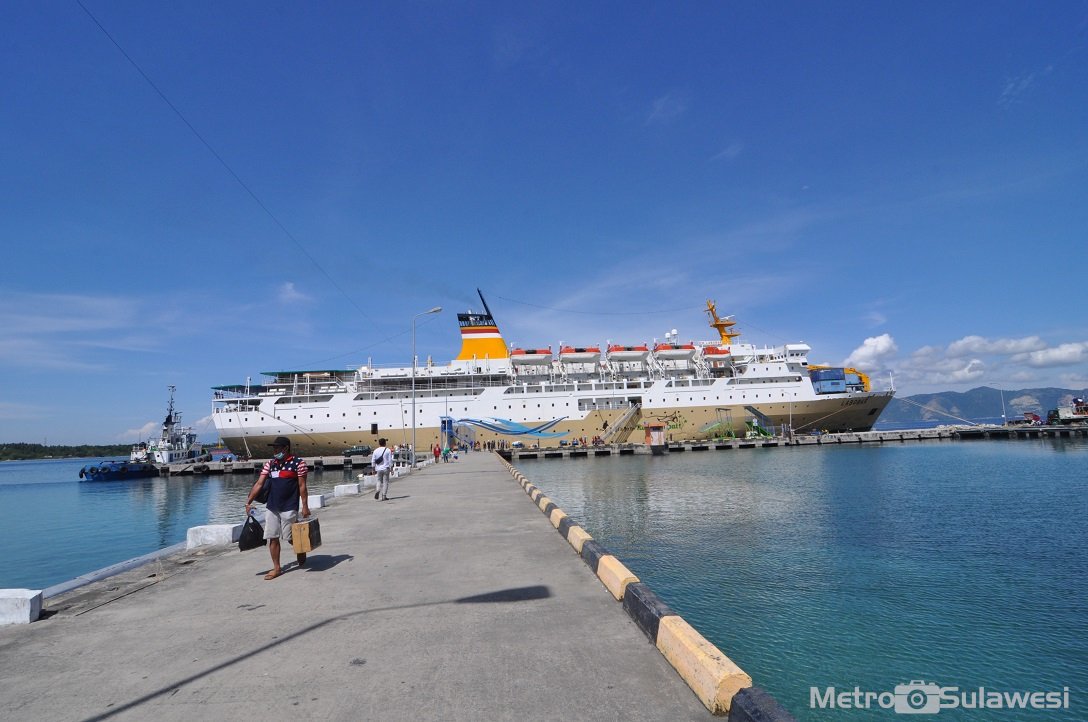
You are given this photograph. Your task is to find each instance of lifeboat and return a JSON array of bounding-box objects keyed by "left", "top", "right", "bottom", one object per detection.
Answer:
[
  {"left": 606, "top": 344, "right": 650, "bottom": 362},
  {"left": 701, "top": 346, "right": 731, "bottom": 356},
  {"left": 653, "top": 342, "right": 697, "bottom": 360},
  {"left": 510, "top": 347, "right": 553, "bottom": 365},
  {"left": 558, "top": 346, "right": 601, "bottom": 363}
]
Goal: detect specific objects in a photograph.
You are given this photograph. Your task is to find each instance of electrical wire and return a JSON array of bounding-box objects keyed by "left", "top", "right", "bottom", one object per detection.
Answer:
[
  {"left": 75, "top": 0, "right": 380, "bottom": 334},
  {"left": 497, "top": 295, "right": 704, "bottom": 316}
]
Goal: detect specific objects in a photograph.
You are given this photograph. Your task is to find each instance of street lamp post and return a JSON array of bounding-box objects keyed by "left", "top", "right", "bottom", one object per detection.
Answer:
[{"left": 412, "top": 306, "right": 442, "bottom": 464}]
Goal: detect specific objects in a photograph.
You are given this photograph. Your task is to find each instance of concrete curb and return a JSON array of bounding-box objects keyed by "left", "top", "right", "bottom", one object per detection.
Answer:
[
  {"left": 495, "top": 453, "right": 794, "bottom": 718},
  {"left": 41, "top": 542, "right": 188, "bottom": 600}
]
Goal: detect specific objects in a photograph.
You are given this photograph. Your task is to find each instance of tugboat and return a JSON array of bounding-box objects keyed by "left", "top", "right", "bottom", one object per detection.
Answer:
[{"left": 80, "top": 386, "right": 205, "bottom": 481}]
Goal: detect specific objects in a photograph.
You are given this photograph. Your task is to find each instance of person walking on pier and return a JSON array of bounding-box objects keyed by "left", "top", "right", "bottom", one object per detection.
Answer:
[
  {"left": 372, "top": 438, "right": 393, "bottom": 501},
  {"left": 245, "top": 436, "right": 310, "bottom": 580}
]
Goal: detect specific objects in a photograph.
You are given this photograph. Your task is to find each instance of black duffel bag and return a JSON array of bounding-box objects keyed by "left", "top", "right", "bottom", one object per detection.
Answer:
[{"left": 239, "top": 513, "right": 267, "bottom": 551}]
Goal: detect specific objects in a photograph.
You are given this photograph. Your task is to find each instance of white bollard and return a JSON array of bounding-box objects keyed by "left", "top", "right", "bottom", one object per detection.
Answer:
[
  {"left": 334, "top": 483, "right": 360, "bottom": 497},
  {"left": 307, "top": 494, "right": 326, "bottom": 509},
  {"left": 0, "top": 589, "right": 42, "bottom": 625}
]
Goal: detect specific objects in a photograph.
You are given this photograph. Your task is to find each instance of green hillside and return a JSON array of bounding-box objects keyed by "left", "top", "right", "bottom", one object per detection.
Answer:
[
  {"left": 0, "top": 443, "right": 134, "bottom": 461},
  {"left": 878, "top": 386, "right": 1087, "bottom": 424}
]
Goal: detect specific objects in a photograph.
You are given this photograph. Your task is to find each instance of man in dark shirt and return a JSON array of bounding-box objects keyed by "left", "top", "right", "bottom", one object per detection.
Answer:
[{"left": 245, "top": 436, "right": 310, "bottom": 580}]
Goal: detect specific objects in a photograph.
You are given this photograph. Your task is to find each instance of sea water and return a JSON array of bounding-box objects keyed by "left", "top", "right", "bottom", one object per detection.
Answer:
[
  {"left": 519, "top": 438, "right": 1088, "bottom": 720},
  {"left": 0, "top": 458, "right": 361, "bottom": 591}
]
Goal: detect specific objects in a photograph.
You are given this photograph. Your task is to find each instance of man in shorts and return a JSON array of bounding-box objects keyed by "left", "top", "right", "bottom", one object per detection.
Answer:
[{"left": 245, "top": 436, "right": 310, "bottom": 580}]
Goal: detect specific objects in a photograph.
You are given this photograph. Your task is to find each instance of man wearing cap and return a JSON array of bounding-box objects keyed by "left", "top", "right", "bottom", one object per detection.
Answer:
[{"left": 245, "top": 436, "right": 310, "bottom": 580}]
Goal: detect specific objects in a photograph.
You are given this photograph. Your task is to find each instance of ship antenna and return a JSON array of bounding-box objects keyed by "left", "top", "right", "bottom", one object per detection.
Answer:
[{"left": 477, "top": 288, "right": 494, "bottom": 319}]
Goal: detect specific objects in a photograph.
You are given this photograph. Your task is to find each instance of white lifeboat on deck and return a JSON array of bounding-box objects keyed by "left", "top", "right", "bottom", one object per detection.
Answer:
[
  {"left": 559, "top": 346, "right": 601, "bottom": 363},
  {"left": 607, "top": 344, "right": 650, "bottom": 362},
  {"left": 510, "top": 347, "right": 553, "bottom": 365},
  {"left": 653, "top": 342, "right": 697, "bottom": 360}
]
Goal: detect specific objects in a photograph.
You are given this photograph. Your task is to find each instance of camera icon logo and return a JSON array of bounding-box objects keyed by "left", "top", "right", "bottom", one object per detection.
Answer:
[{"left": 894, "top": 680, "right": 942, "bottom": 714}]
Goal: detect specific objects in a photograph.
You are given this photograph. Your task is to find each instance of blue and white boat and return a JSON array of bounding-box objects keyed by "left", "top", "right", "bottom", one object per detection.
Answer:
[{"left": 80, "top": 386, "right": 205, "bottom": 481}]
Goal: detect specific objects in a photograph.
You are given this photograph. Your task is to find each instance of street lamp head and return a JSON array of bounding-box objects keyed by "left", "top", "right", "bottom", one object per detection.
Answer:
[{"left": 428, "top": 306, "right": 442, "bottom": 314}]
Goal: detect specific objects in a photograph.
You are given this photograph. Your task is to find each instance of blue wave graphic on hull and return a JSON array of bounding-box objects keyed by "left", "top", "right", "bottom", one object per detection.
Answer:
[{"left": 454, "top": 417, "right": 570, "bottom": 438}]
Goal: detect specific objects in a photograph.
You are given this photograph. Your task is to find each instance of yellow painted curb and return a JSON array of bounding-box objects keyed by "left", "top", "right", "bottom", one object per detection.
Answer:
[
  {"left": 530, "top": 488, "right": 542, "bottom": 502},
  {"left": 537, "top": 495, "right": 552, "bottom": 512},
  {"left": 655, "top": 616, "right": 752, "bottom": 715},
  {"left": 549, "top": 508, "right": 567, "bottom": 529},
  {"left": 596, "top": 555, "right": 639, "bottom": 601},
  {"left": 566, "top": 526, "right": 592, "bottom": 553}
]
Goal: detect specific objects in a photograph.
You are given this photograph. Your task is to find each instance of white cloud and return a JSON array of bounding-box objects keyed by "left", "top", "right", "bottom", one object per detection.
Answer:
[
  {"left": 119, "top": 421, "right": 159, "bottom": 443},
  {"left": 278, "top": 282, "right": 311, "bottom": 305},
  {"left": 947, "top": 334, "right": 1046, "bottom": 357},
  {"left": 999, "top": 66, "right": 1052, "bottom": 107},
  {"left": 647, "top": 92, "right": 687, "bottom": 125},
  {"left": 711, "top": 143, "right": 743, "bottom": 162},
  {"left": 863, "top": 312, "right": 887, "bottom": 327},
  {"left": 1014, "top": 342, "right": 1088, "bottom": 368},
  {"left": 843, "top": 333, "right": 897, "bottom": 372}
]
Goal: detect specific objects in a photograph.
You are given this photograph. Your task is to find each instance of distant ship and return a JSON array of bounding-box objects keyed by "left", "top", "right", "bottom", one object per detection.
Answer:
[
  {"left": 81, "top": 387, "right": 204, "bottom": 480},
  {"left": 211, "top": 291, "right": 895, "bottom": 456}
]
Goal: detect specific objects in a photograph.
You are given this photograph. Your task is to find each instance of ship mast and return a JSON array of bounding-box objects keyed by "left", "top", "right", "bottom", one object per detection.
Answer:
[{"left": 705, "top": 300, "right": 741, "bottom": 344}]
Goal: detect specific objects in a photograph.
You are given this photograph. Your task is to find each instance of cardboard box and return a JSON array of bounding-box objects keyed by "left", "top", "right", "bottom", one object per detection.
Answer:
[{"left": 291, "top": 517, "right": 322, "bottom": 554}]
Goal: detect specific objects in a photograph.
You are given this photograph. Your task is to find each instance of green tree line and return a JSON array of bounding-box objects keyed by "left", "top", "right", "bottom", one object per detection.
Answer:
[{"left": 0, "top": 443, "right": 134, "bottom": 461}]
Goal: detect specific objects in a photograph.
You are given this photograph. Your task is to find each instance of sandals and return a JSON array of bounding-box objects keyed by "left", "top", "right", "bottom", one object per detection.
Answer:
[{"left": 264, "top": 569, "right": 282, "bottom": 580}]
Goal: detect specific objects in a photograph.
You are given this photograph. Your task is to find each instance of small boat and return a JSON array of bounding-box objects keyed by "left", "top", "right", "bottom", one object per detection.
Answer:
[
  {"left": 510, "top": 347, "right": 554, "bottom": 365},
  {"left": 653, "top": 342, "right": 697, "bottom": 360},
  {"left": 80, "top": 386, "right": 205, "bottom": 480},
  {"left": 79, "top": 460, "right": 158, "bottom": 481},
  {"left": 558, "top": 346, "right": 601, "bottom": 364},
  {"left": 606, "top": 344, "right": 650, "bottom": 361},
  {"left": 146, "top": 386, "right": 205, "bottom": 464}
]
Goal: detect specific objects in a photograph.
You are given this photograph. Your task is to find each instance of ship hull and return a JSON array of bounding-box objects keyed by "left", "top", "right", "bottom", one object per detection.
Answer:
[{"left": 213, "top": 386, "right": 894, "bottom": 456}]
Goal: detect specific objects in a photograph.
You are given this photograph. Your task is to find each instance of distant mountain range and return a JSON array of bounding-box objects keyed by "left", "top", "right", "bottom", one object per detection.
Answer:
[{"left": 877, "top": 386, "right": 1087, "bottom": 425}]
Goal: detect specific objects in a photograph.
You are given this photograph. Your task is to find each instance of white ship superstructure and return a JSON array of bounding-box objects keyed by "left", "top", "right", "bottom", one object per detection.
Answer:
[{"left": 212, "top": 291, "right": 894, "bottom": 456}]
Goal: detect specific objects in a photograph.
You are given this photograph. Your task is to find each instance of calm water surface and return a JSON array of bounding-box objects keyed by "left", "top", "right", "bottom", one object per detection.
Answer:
[
  {"left": 0, "top": 458, "right": 359, "bottom": 591},
  {"left": 520, "top": 438, "right": 1088, "bottom": 720}
]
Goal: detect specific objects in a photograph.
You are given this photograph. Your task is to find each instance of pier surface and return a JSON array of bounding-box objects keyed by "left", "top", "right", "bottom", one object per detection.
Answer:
[{"left": 0, "top": 453, "right": 716, "bottom": 720}]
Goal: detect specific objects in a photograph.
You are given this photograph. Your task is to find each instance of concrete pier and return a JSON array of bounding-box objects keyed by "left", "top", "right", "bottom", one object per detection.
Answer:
[
  {"left": 499, "top": 425, "right": 1087, "bottom": 460},
  {"left": 0, "top": 453, "right": 767, "bottom": 720}
]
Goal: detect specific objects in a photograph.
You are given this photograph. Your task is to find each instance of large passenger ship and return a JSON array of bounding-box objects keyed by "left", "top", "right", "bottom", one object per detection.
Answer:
[{"left": 211, "top": 291, "right": 894, "bottom": 456}]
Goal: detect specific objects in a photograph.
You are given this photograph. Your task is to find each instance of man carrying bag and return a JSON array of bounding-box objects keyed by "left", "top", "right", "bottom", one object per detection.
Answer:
[{"left": 245, "top": 436, "right": 310, "bottom": 580}]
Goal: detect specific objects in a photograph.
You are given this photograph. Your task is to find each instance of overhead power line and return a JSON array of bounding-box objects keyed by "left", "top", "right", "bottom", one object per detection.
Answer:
[
  {"left": 75, "top": 0, "right": 379, "bottom": 334},
  {"left": 497, "top": 295, "right": 704, "bottom": 316}
]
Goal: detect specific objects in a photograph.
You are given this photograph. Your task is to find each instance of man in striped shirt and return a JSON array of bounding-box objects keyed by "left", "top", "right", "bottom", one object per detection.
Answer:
[{"left": 245, "top": 436, "right": 310, "bottom": 580}]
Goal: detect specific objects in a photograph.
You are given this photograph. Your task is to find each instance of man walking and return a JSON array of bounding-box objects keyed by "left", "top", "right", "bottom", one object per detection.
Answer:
[
  {"left": 245, "top": 436, "right": 309, "bottom": 580},
  {"left": 372, "top": 437, "right": 393, "bottom": 501}
]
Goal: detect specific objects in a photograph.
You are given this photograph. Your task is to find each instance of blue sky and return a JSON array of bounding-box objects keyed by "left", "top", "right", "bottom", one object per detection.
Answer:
[{"left": 2, "top": 2, "right": 1087, "bottom": 444}]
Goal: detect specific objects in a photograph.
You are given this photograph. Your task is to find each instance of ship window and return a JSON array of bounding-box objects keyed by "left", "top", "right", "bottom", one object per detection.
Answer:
[
  {"left": 371, "top": 423, "right": 378, "bottom": 434},
  {"left": 293, "top": 416, "right": 296, "bottom": 419}
]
